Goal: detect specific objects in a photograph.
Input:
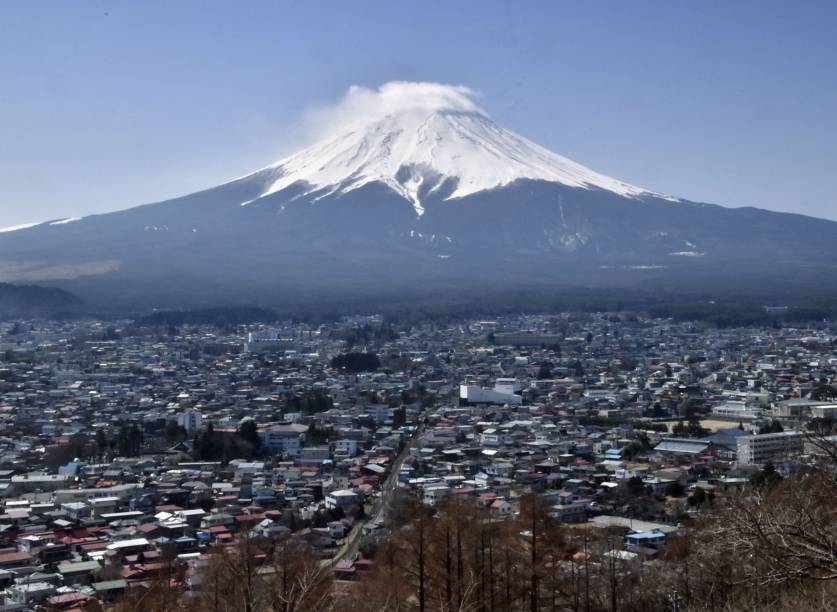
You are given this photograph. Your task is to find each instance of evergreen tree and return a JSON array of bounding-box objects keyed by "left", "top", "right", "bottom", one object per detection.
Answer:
[
  {"left": 164, "top": 420, "right": 187, "bottom": 444},
  {"left": 686, "top": 417, "right": 708, "bottom": 438},
  {"left": 116, "top": 422, "right": 143, "bottom": 456},
  {"left": 811, "top": 383, "right": 837, "bottom": 401},
  {"left": 95, "top": 429, "right": 108, "bottom": 456},
  {"left": 751, "top": 461, "right": 782, "bottom": 489},
  {"left": 330, "top": 352, "right": 381, "bottom": 373},
  {"left": 238, "top": 419, "right": 261, "bottom": 452},
  {"left": 196, "top": 422, "right": 218, "bottom": 460},
  {"left": 761, "top": 419, "right": 784, "bottom": 434}
]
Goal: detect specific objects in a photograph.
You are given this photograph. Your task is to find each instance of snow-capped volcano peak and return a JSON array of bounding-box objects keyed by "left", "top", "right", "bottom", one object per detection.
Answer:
[{"left": 245, "top": 82, "right": 670, "bottom": 215}]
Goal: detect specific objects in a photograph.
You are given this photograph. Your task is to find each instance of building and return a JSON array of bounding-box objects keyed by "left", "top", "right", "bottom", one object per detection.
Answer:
[
  {"left": 459, "top": 384, "right": 522, "bottom": 406},
  {"left": 325, "top": 489, "right": 359, "bottom": 511},
  {"left": 177, "top": 409, "right": 204, "bottom": 435},
  {"left": 625, "top": 529, "right": 667, "bottom": 550},
  {"left": 711, "top": 400, "right": 760, "bottom": 420},
  {"left": 244, "top": 331, "right": 296, "bottom": 354},
  {"left": 736, "top": 431, "right": 804, "bottom": 465},
  {"left": 10, "top": 473, "right": 72, "bottom": 493},
  {"left": 335, "top": 439, "right": 358, "bottom": 456},
  {"left": 298, "top": 447, "right": 330, "bottom": 464},
  {"left": 653, "top": 438, "right": 711, "bottom": 459},
  {"left": 422, "top": 484, "right": 450, "bottom": 506},
  {"left": 234, "top": 462, "right": 265, "bottom": 478},
  {"left": 258, "top": 423, "right": 309, "bottom": 456}
]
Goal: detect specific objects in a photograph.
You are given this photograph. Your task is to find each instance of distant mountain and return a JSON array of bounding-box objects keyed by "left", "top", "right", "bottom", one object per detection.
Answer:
[
  {"left": 0, "top": 282, "right": 81, "bottom": 315},
  {"left": 2, "top": 82, "right": 836, "bottom": 308}
]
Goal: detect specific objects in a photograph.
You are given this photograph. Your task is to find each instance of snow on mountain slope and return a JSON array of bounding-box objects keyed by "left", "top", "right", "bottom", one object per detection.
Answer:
[
  {"left": 242, "top": 82, "right": 673, "bottom": 215},
  {"left": 0, "top": 217, "right": 81, "bottom": 232},
  {"left": 0, "top": 222, "right": 41, "bottom": 233}
]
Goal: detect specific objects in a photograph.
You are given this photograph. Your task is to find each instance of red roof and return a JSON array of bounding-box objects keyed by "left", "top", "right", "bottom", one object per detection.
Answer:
[
  {"left": 234, "top": 514, "right": 265, "bottom": 524},
  {"left": 0, "top": 551, "right": 32, "bottom": 564},
  {"left": 46, "top": 592, "right": 92, "bottom": 607},
  {"left": 80, "top": 540, "right": 110, "bottom": 551}
]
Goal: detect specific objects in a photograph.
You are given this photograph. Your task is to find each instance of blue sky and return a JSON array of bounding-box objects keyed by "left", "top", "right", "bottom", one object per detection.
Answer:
[{"left": 2, "top": 0, "right": 836, "bottom": 226}]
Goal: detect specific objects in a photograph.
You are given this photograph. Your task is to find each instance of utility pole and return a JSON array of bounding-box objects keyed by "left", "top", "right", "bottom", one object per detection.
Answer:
[{"left": 669, "top": 590, "right": 682, "bottom": 612}]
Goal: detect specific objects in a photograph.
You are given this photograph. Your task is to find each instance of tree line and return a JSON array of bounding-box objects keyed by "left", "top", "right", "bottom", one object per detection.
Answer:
[
  {"left": 330, "top": 352, "right": 381, "bottom": 373},
  {"left": 193, "top": 420, "right": 261, "bottom": 461}
]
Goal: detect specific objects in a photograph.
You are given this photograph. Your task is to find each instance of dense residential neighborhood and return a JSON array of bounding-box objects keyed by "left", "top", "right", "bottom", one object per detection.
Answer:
[{"left": 0, "top": 311, "right": 836, "bottom": 610}]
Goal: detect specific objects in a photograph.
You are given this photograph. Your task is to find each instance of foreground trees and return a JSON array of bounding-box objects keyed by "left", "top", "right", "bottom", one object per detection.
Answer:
[
  {"left": 110, "top": 451, "right": 837, "bottom": 612},
  {"left": 344, "top": 470, "right": 837, "bottom": 612},
  {"left": 341, "top": 495, "right": 566, "bottom": 612},
  {"left": 111, "top": 535, "right": 333, "bottom": 612}
]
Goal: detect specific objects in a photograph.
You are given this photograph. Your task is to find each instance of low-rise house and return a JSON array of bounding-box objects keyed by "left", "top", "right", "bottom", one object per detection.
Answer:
[{"left": 325, "top": 489, "right": 359, "bottom": 511}]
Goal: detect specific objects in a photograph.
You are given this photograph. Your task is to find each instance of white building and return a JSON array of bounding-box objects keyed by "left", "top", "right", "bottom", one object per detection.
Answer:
[
  {"left": 244, "top": 330, "right": 296, "bottom": 353},
  {"left": 335, "top": 439, "right": 358, "bottom": 456},
  {"left": 370, "top": 404, "right": 392, "bottom": 424},
  {"left": 480, "top": 429, "right": 501, "bottom": 447},
  {"left": 459, "top": 384, "right": 522, "bottom": 406},
  {"left": 736, "top": 431, "right": 804, "bottom": 465},
  {"left": 325, "top": 489, "right": 359, "bottom": 511},
  {"left": 298, "top": 446, "right": 330, "bottom": 463},
  {"left": 177, "top": 409, "right": 204, "bottom": 435},
  {"left": 422, "top": 483, "right": 450, "bottom": 506},
  {"left": 258, "top": 423, "right": 308, "bottom": 456},
  {"left": 712, "top": 400, "right": 760, "bottom": 421},
  {"left": 494, "top": 378, "right": 521, "bottom": 394},
  {"left": 234, "top": 462, "right": 265, "bottom": 478}
]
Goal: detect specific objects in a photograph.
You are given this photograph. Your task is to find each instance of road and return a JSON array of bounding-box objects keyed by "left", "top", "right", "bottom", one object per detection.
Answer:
[{"left": 327, "top": 422, "right": 422, "bottom": 566}]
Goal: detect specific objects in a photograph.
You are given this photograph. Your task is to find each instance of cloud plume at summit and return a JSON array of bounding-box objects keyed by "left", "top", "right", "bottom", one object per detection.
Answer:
[{"left": 301, "top": 81, "right": 487, "bottom": 142}]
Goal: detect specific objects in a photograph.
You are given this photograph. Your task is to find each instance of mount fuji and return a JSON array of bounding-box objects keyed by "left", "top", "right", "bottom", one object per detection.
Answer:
[
  {"left": 2, "top": 81, "right": 837, "bottom": 308},
  {"left": 244, "top": 93, "right": 670, "bottom": 216}
]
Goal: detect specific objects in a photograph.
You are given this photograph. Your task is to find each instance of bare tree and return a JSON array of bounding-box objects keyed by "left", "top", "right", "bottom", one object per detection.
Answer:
[
  {"left": 399, "top": 499, "right": 436, "bottom": 612},
  {"left": 710, "top": 471, "right": 837, "bottom": 587},
  {"left": 263, "top": 537, "right": 333, "bottom": 612}
]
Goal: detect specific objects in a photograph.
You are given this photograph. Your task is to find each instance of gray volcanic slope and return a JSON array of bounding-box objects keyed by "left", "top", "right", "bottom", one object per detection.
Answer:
[{"left": 3, "top": 100, "right": 836, "bottom": 307}]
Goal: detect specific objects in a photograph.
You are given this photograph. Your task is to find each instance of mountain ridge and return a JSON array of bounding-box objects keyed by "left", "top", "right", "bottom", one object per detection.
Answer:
[
  {"left": 1, "top": 82, "right": 836, "bottom": 308},
  {"left": 0, "top": 282, "right": 81, "bottom": 316}
]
